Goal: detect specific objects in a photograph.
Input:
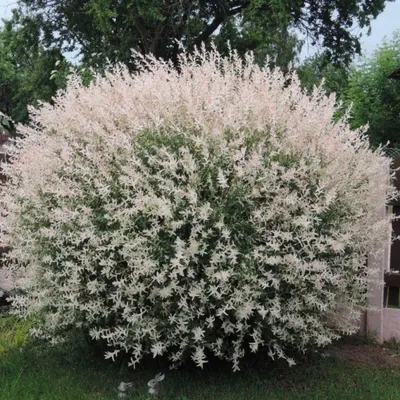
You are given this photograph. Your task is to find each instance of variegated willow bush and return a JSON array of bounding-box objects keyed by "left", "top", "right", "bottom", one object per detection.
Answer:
[{"left": 0, "top": 47, "right": 396, "bottom": 371}]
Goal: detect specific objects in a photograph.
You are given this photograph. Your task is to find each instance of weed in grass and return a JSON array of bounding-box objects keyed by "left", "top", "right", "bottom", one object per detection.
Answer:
[
  {"left": 383, "top": 338, "right": 400, "bottom": 357},
  {"left": 0, "top": 314, "right": 32, "bottom": 353}
]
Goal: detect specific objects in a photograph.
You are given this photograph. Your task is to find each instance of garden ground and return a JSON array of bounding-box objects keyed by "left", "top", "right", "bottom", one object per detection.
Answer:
[{"left": 2, "top": 313, "right": 400, "bottom": 400}]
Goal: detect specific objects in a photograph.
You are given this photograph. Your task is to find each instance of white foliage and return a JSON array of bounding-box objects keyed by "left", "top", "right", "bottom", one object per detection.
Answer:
[{"left": 0, "top": 45, "right": 396, "bottom": 370}]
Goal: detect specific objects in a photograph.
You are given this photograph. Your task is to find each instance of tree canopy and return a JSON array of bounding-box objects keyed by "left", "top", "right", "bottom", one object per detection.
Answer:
[
  {"left": 0, "top": 18, "right": 69, "bottom": 123},
  {"left": 297, "top": 53, "right": 350, "bottom": 100},
  {"left": 0, "top": 0, "right": 394, "bottom": 128},
  {"left": 346, "top": 30, "right": 400, "bottom": 149},
  {"left": 12, "top": 0, "right": 389, "bottom": 69}
]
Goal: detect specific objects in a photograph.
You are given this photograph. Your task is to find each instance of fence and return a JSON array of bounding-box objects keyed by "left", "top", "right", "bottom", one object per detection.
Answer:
[
  {"left": 384, "top": 156, "right": 400, "bottom": 307},
  {"left": 363, "top": 155, "right": 400, "bottom": 341}
]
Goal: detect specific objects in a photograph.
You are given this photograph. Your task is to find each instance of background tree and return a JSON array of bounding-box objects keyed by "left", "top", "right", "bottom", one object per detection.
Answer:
[
  {"left": 297, "top": 53, "right": 350, "bottom": 100},
  {"left": 345, "top": 30, "right": 400, "bottom": 149},
  {"left": 0, "top": 18, "right": 69, "bottom": 123},
  {"left": 11, "top": 0, "right": 390, "bottom": 70},
  {"left": 214, "top": 16, "right": 303, "bottom": 73}
]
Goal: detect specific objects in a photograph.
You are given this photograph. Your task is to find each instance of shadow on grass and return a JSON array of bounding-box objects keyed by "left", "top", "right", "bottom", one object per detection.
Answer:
[{"left": 1, "top": 314, "right": 400, "bottom": 400}]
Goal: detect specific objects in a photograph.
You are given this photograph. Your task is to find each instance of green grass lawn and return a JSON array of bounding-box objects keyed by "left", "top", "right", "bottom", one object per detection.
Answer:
[{"left": 1, "top": 313, "right": 400, "bottom": 400}]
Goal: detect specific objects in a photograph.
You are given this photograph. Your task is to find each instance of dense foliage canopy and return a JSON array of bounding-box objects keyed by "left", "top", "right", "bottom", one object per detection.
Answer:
[
  {"left": 0, "top": 19, "right": 69, "bottom": 123},
  {"left": 1, "top": 48, "right": 394, "bottom": 370},
  {"left": 346, "top": 30, "right": 400, "bottom": 149},
  {"left": 12, "top": 0, "right": 389, "bottom": 67}
]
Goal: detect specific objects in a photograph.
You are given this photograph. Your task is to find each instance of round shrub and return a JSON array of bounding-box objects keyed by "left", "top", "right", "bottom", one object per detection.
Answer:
[{"left": 0, "top": 48, "right": 395, "bottom": 370}]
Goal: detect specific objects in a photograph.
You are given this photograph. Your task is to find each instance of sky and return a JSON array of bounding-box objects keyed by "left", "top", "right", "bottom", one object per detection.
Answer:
[
  {"left": 1, "top": 0, "right": 400, "bottom": 58},
  {"left": 300, "top": 0, "right": 400, "bottom": 59},
  {"left": 0, "top": 1, "right": 14, "bottom": 21},
  {"left": 361, "top": 0, "right": 400, "bottom": 55}
]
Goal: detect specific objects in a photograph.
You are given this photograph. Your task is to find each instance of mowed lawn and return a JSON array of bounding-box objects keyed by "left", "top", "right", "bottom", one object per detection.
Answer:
[{"left": 1, "top": 313, "right": 400, "bottom": 400}]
